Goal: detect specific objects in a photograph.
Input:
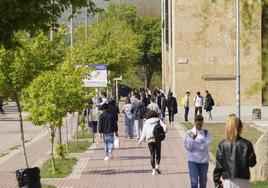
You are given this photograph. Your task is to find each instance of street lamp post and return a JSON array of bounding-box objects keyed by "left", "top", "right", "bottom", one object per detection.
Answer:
[{"left": 236, "top": 0, "right": 241, "bottom": 118}]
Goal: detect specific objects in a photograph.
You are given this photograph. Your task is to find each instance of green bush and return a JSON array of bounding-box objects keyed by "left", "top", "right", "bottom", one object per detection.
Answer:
[{"left": 252, "top": 181, "right": 268, "bottom": 188}]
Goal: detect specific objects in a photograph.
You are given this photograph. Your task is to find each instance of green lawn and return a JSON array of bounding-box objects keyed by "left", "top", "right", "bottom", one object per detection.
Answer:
[
  {"left": 183, "top": 123, "right": 262, "bottom": 156},
  {"left": 67, "top": 140, "right": 92, "bottom": 153},
  {"left": 73, "top": 131, "right": 93, "bottom": 140},
  {"left": 42, "top": 185, "right": 57, "bottom": 188},
  {"left": 40, "top": 158, "right": 77, "bottom": 178},
  {"left": 252, "top": 181, "right": 268, "bottom": 188}
]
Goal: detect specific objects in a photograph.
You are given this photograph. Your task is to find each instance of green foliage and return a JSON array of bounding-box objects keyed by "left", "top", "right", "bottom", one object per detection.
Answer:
[
  {"left": 252, "top": 181, "right": 268, "bottom": 188},
  {"left": 0, "top": 0, "right": 97, "bottom": 47},
  {"left": 25, "top": 64, "right": 87, "bottom": 126},
  {"left": 67, "top": 140, "right": 92, "bottom": 153},
  {"left": 134, "top": 16, "right": 162, "bottom": 87},
  {"left": 71, "top": 16, "right": 142, "bottom": 77},
  {"left": 56, "top": 142, "right": 68, "bottom": 158},
  {"left": 40, "top": 157, "right": 77, "bottom": 178},
  {"left": 0, "top": 31, "right": 67, "bottom": 98},
  {"left": 74, "top": 131, "right": 93, "bottom": 139},
  {"left": 42, "top": 185, "right": 57, "bottom": 188}
]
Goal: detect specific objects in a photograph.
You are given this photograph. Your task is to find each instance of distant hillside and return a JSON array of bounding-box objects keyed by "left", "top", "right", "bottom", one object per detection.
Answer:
[{"left": 59, "top": 0, "right": 160, "bottom": 27}]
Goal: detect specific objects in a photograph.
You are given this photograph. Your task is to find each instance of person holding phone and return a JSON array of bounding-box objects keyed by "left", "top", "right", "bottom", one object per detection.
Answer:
[{"left": 184, "top": 115, "right": 211, "bottom": 188}]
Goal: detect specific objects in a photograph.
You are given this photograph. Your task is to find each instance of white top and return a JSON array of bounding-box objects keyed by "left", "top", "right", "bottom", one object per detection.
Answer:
[
  {"left": 193, "top": 95, "right": 204, "bottom": 107},
  {"left": 122, "top": 103, "right": 133, "bottom": 119},
  {"left": 185, "top": 95, "right": 190, "bottom": 108},
  {"left": 99, "top": 97, "right": 108, "bottom": 106},
  {"left": 139, "top": 118, "right": 167, "bottom": 143},
  {"left": 184, "top": 127, "right": 210, "bottom": 164},
  {"left": 147, "top": 102, "right": 160, "bottom": 113}
]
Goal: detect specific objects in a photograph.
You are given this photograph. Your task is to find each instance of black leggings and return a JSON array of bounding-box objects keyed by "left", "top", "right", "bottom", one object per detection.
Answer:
[{"left": 148, "top": 142, "right": 161, "bottom": 169}]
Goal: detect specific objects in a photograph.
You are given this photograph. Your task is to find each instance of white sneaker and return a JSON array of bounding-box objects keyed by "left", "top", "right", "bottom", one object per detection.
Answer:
[
  {"left": 104, "top": 156, "right": 109, "bottom": 161},
  {"left": 152, "top": 169, "right": 156, "bottom": 176},
  {"left": 109, "top": 153, "right": 113, "bottom": 159}
]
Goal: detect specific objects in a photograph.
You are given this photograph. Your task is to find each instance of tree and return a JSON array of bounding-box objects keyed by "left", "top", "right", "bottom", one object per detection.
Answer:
[
  {"left": 0, "top": 31, "right": 66, "bottom": 167},
  {"left": 24, "top": 63, "right": 88, "bottom": 171},
  {"left": 71, "top": 16, "right": 142, "bottom": 78},
  {"left": 134, "top": 17, "right": 162, "bottom": 88},
  {"left": 0, "top": 0, "right": 97, "bottom": 47},
  {"left": 100, "top": 3, "right": 162, "bottom": 88}
]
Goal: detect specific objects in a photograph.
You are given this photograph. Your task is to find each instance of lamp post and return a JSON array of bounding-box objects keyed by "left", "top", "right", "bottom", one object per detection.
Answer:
[{"left": 236, "top": 0, "right": 241, "bottom": 118}]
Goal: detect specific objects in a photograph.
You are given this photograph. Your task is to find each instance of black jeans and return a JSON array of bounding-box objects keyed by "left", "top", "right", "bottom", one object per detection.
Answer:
[
  {"left": 185, "top": 107, "right": 189, "bottom": 121},
  {"left": 194, "top": 107, "right": 202, "bottom": 117},
  {"left": 148, "top": 142, "right": 161, "bottom": 169},
  {"left": 168, "top": 111, "right": 174, "bottom": 123}
]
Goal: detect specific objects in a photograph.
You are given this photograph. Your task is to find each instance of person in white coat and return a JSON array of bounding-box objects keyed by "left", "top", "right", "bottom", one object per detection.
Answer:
[{"left": 139, "top": 110, "right": 167, "bottom": 175}]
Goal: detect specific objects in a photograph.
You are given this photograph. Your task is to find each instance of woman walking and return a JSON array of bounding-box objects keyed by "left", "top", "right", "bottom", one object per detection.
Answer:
[
  {"left": 213, "top": 114, "right": 257, "bottom": 188},
  {"left": 184, "top": 115, "right": 211, "bottom": 188},
  {"left": 139, "top": 110, "right": 167, "bottom": 175},
  {"left": 122, "top": 98, "right": 134, "bottom": 139},
  {"left": 204, "top": 90, "right": 214, "bottom": 120},
  {"left": 166, "top": 92, "right": 178, "bottom": 125}
]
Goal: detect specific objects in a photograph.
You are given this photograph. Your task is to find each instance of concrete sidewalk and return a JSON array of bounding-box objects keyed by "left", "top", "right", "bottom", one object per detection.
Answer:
[{"left": 42, "top": 118, "right": 214, "bottom": 188}]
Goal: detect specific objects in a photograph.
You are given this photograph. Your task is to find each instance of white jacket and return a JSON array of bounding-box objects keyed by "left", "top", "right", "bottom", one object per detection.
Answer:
[{"left": 139, "top": 117, "right": 167, "bottom": 143}]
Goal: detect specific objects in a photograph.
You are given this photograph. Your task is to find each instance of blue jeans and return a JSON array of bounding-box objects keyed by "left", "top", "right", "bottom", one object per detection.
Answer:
[
  {"left": 125, "top": 116, "right": 134, "bottom": 137},
  {"left": 103, "top": 134, "right": 114, "bottom": 157},
  {"left": 188, "top": 161, "right": 209, "bottom": 188}
]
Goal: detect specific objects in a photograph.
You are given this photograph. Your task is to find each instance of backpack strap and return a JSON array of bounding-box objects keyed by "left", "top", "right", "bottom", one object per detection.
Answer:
[{"left": 204, "top": 129, "right": 208, "bottom": 137}]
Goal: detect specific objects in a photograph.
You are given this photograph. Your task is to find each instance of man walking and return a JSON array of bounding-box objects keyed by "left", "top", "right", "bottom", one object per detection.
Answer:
[
  {"left": 193, "top": 92, "right": 204, "bottom": 117},
  {"left": 181, "top": 92, "right": 190, "bottom": 122},
  {"left": 98, "top": 104, "right": 118, "bottom": 161}
]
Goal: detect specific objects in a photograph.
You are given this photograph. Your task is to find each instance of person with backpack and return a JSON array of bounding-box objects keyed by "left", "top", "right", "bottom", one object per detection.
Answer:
[
  {"left": 204, "top": 90, "right": 214, "bottom": 121},
  {"left": 166, "top": 92, "right": 178, "bottom": 125},
  {"left": 132, "top": 94, "right": 146, "bottom": 139},
  {"left": 139, "top": 110, "right": 167, "bottom": 175},
  {"left": 184, "top": 115, "right": 211, "bottom": 188},
  {"left": 193, "top": 91, "right": 204, "bottom": 117}
]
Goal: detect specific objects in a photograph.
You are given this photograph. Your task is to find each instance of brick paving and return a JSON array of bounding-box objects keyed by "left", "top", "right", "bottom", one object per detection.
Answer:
[
  {"left": 0, "top": 114, "right": 214, "bottom": 188},
  {"left": 42, "top": 117, "right": 214, "bottom": 188}
]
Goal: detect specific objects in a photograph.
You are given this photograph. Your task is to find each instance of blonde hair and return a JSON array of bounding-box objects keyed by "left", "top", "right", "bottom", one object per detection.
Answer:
[{"left": 225, "top": 114, "right": 243, "bottom": 142}]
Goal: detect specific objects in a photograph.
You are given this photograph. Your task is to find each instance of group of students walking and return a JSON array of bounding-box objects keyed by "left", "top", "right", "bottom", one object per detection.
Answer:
[
  {"left": 97, "top": 89, "right": 257, "bottom": 188},
  {"left": 181, "top": 90, "right": 215, "bottom": 122}
]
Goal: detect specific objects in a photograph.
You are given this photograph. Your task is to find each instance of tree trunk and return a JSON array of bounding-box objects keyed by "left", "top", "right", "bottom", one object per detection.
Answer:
[
  {"left": 144, "top": 65, "right": 154, "bottom": 89},
  {"left": 76, "top": 112, "right": 79, "bottom": 142},
  {"left": 50, "top": 126, "right": 56, "bottom": 173},
  {"left": 65, "top": 116, "right": 68, "bottom": 150},
  {"left": 15, "top": 93, "right": 29, "bottom": 168},
  {"left": 58, "top": 126, "right": 63, "bottom": 158}
]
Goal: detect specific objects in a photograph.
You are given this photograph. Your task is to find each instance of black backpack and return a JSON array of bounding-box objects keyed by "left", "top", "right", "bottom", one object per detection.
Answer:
[
  {"left": 153, "top": 121, "right": 166, "bottom": 143},
  {"left": 134, "top": 102, "right": 146, "bottom": 119}
]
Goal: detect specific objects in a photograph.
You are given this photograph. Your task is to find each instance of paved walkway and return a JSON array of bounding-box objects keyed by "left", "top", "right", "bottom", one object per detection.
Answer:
[
  {"left": 0, "top": 114, "right": 214, "bottom": 188},
  {"left": 42, "top": 117, "right": 214, "bottom": 188}
]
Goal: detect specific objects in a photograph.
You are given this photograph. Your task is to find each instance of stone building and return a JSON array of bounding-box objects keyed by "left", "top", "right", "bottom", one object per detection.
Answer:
[{"left": 162, "top": 0, "right": 262, "bottom": 106}]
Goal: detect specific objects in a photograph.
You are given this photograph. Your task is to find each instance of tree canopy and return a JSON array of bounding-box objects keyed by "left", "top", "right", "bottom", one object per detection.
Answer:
[{"left": 0, "top": 0, "right": 97, "bottom": 47}]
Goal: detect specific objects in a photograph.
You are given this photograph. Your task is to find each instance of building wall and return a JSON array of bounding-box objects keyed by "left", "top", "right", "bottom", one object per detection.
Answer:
[{"left": 163, "top": 0, "right": 262, "bottom": 106}]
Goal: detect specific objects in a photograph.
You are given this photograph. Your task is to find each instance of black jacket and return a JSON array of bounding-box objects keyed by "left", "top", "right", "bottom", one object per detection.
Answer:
[
  {"left": 204, "top": 94, "right": 214, "bottom": 111},
  {"left": 98, "top": 110, "right": 118, "bottom": 134},
  {"left": 213, "top": 137, "right": 257, "bottom": 187},
  {"left": 167, "top": 96, "right": 177, "bottom": 113}
]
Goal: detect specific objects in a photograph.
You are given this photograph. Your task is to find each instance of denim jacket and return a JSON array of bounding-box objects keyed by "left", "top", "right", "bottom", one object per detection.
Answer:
[{"left": 184, "top": 127, "right": 211, "bottom": 164}]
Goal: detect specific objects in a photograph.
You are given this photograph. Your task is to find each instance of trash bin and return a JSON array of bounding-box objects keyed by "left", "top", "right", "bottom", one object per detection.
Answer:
[
  {"left": 16, "top": 167, "right": 41, "bottom": 188},
  {"left": 88, "top": 121, "right": 98, "bottom": 133}
]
